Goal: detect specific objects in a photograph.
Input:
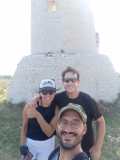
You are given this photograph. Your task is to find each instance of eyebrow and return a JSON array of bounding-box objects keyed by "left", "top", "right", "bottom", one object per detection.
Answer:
[{"left": 61, "top": 117, "right": 82, "bottom": 122}]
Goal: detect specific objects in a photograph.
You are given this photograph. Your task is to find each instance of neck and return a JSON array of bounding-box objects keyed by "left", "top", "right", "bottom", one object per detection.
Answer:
[
  {"left": 41, "top": 100, "right": 49, "bottom": 107},
  {"left": 67, "top": 91, "right": 79, "bottom": 99},
  {"left": 59, "top": 145, "right": 82, "bottom": 160}
]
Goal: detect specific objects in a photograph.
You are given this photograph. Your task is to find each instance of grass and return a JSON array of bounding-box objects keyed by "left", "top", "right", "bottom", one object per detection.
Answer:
[
  {"left": 0, "top": 77, "right": 120, "bottom": 160},
  {"left": 0, "top": 101, "right": 24, "bottom": 160},
  {"left": 101, "top": 116, "right": 120, "bottom": 159},
  {"left": 101, "top": 101, "right": 120, "bottom": 160},
  {"left": 0, "top": 101, "right": 120, "bottom": 160}
]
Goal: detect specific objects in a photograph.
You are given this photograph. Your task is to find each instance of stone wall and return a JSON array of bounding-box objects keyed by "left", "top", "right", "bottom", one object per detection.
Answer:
[{"left": 8, "top": 53, "right": 120, "bottom": 103}]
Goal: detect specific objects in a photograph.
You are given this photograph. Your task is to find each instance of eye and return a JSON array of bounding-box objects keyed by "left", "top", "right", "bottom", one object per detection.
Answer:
[{"left": 61, "top": 119, "right": 68, "bottom": 125}]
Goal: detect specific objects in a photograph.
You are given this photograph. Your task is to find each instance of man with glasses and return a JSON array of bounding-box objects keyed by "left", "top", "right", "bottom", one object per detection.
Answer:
[
  {"left": 54, "top": 66, "right": 106, "bottom": 160},
  {"left": 20, "top": 79, "right": 59, "bottom": 160},
  {"left": 48, "top": 103, "right": 89, "bottom": 160}
]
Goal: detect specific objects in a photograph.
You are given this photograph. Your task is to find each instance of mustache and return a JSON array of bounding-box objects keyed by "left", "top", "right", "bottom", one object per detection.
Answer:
[{"left": 61, "top": 131, "right": 77, "bottom": 136}]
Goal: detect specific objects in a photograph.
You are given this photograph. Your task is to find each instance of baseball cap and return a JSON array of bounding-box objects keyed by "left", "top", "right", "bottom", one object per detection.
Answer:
[
  {"left": 58, "top": 103, "right": 87, "bottom": 123},
  {"left": 39, "top": 79, "right": 56, "bottom": 92}
]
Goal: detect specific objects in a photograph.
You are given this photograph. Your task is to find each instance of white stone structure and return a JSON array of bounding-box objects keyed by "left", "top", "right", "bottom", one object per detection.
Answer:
[
  {"left": 8, "top": 0, "right": 120, "bottom": 103},
  {"left": 31, "top": 0, "right": 97, "bottom": 54}
]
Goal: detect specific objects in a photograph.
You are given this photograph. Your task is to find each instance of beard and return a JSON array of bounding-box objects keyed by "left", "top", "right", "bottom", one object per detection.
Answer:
[
  {"left": 60, "top": 140, "right": 80, "bottom": 150},
  {"left": 57, "top": 131, "right": 82, "bottom": 150}
]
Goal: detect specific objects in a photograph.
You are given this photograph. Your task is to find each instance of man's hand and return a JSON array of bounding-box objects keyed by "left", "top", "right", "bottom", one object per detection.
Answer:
[
  {"left": 27, "top": 93, "right": 40, "bottom": 108},
  {"left": 27, "top": 106, "right": 39, "bottom": 118},
  {"left": 32, "top": 107, "right": 40, "bottom": 118},
  {"left": 89, "top": 144, "right": 101, "bottom": 160}
]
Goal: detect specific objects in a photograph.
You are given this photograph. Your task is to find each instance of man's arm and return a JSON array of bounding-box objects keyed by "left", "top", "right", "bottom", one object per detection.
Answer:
[
  {"left": 31, "top": 106, "right": 59, "bottom": 137},
  {"left": 90, "top": 115, "right": 106, "bottom": 160},
  {"left": 95, "top": 115, "right": 106, "bottom": 150}
]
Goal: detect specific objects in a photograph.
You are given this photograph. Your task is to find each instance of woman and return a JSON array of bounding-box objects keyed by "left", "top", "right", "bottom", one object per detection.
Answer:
[{"left": 20, "top": 79, "right": 59, "bottom": 160}]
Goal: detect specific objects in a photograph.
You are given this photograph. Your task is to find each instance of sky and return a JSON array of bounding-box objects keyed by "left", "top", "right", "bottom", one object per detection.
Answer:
[
  {"left": 0, "top": 0, "right": 30, "bottom": 75},
  {"left": 0, "top": 0, "right": 120, "bottom": 75},
  {"left": 91, "top": 0, "right": 120, "bottom": 73}
]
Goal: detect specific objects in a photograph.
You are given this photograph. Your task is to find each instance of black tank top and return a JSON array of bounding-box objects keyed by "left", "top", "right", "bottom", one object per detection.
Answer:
[{"left": 27, "top": 101, "right": 56, "bottom": 140}]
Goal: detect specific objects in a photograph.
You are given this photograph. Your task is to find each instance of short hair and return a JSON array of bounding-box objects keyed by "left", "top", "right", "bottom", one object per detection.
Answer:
[{"left": 62, "top": 66, "right": 80, "bottom": 81}]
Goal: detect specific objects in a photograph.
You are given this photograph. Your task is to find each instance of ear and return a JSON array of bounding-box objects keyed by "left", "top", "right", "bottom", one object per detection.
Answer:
[
  {"left": 82, "top": 124, "right": 87, "bottom": 136},
  {"left": 76, "top": 79, "right": 80, "bottom": 85},
  {"left": 75, "top": 80, "right": 80, "bottom": 89},
  {"left": 56, "top": 121, "right": 60, "bottom": 130},
  {"left": 56, "top": 122, "right": 60, "bottom": 135}
]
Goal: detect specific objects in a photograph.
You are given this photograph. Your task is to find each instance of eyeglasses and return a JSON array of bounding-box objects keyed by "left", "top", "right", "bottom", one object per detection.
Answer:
[
  {"left": 63, "top": 78, "right": 78, "bottom": 83},
  {"left": 41, "top": 90, "right": 55, "bottom": 95},
  {"left": 58, "top": 119, "right": 81, "bottom": 130}
]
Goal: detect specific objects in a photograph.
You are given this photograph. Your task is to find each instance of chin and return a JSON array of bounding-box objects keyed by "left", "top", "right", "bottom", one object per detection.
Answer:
[
  {"left": 61, "top": 142, "right": 76, "bottom": 150},
  {"left": 61, "top": 139, "right": 75, "bottom": 149}
]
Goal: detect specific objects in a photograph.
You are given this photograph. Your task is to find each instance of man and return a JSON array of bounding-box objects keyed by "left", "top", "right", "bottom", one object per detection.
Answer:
[
  {"left": 48, "top": 103, "right": 89, "bottom": 160},
  {"left": 54, "top": 66, "right": 106, "bottom": 160},
  {"left": 30, "top": 66, "right": 105, "bottom": 160}
]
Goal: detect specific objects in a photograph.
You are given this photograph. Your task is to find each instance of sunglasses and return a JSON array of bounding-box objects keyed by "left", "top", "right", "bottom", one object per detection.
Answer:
[
  {"left": 63, "top": 78, "right": 78, "bottom": 83},
  {"left": 41, "top": 90, "right": 55, "bottom": 95}
]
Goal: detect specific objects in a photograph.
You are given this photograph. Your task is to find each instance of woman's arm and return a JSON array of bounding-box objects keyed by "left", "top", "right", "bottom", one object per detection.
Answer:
[{"left": 20, "top": 105, "right": 29, "bottom": 145}]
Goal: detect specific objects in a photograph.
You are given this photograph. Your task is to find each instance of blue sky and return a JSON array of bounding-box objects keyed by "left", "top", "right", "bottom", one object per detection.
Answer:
[{"left": 0, "top": 0, "right": 120, "bottom": 75}]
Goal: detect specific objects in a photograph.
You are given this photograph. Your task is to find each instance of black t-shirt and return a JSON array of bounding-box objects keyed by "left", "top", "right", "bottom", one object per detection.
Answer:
[
  {"left": 48, "top": 146, "right": 89, "bottom": 160},
  {"left": 54, "top": 91, "right": 102, "bottom": 153},
  {"left": 27, "top": 101, "right": 56, "bottom": 140}
]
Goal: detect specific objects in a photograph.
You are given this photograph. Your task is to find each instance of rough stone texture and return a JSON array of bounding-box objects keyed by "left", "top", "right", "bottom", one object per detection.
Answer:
[
  {"left": 8, "top": 53, "right": 120, "bottom": 103},
  {"left": 8, "top": 0, "right": 120, "bottom": 103}
]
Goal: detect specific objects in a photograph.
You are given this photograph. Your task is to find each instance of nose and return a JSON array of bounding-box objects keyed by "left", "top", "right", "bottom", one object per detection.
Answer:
[
  {"left": 62, "top": 124, "right": 73, "bottom": 132},
  {"left": 43, "top": 94, "right": 52, "bottom": 101}
]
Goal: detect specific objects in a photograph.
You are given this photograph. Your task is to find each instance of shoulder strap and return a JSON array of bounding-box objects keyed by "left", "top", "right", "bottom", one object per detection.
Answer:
[
  {"left": 48, "top": 146, "right": 60, "bottom": 160},
  {"left": 72, "top": 152, "right": 89, "bottom": 160}
]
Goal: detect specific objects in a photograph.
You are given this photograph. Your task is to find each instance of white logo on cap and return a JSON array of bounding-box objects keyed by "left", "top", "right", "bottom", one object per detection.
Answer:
[{"left": 39, "top": 79, "right": 56, "bottom": 89}]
